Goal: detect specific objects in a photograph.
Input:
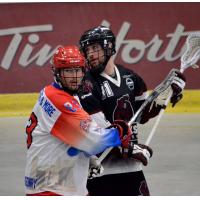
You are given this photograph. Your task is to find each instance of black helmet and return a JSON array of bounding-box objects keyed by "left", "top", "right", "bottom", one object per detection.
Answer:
[
  {"left": 80, "top": 26, "right": 116, "bottom": 55},
  {"left": 79, "top": 26, "right": 116, "bottom": 74}
]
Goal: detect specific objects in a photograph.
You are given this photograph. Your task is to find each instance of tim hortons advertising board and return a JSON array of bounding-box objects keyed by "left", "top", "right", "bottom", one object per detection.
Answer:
[{"left": 0, "top": 2, "right": 200, "bottom": 93}]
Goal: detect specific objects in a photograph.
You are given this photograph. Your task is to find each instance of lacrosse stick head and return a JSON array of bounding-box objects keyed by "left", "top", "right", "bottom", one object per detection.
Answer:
[{"left": 180, "top": 32, "right": 200, "bottom": 72}]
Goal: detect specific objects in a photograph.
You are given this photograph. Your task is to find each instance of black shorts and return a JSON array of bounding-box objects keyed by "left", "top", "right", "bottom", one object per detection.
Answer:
[{"left": 87, "top": 170, "right": 150, "bottom": 196}]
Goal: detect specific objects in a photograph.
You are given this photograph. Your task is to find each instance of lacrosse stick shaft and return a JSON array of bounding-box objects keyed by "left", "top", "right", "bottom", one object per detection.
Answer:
[
  {"left": 145, "top": 95, "right": 171, "bottom": 145},
  {"left": 96, "top": 147, "right": 112, "bottom": 165}
]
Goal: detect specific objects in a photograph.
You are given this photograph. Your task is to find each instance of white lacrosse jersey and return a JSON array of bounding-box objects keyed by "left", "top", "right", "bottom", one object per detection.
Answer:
[{"left": 25, "top": 82, "right": 121, "bottom": 196}]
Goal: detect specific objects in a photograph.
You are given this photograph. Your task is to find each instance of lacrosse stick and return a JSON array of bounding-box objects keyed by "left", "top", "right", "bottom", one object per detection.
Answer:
[
  {"left": 145, "top": 32, "right": 200, "bottom": 146},
  {"left": 97, "top": 32, "right": 200, "bottom": 165}
]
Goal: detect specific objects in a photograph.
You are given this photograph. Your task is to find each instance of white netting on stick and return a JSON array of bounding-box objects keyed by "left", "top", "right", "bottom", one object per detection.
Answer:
[{"left": 181, "top": 32, "right": 200, "bottom": 72}]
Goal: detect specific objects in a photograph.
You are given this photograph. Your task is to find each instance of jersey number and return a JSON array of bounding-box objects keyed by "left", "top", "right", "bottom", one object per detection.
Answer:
[
  {"left": 26, "top": 112, "right": 38, "bottom": 149},
  {"left": 101, "top": 81, "right": 114, "bottom": 99}
]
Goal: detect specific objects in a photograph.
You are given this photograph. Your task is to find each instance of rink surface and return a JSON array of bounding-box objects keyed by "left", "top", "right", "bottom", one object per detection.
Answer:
[{"left": 0, "top": 114, "right": 200, "bottom": 196}]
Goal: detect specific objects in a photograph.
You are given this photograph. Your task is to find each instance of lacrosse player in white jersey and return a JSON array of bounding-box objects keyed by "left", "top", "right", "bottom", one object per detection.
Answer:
[
  {"left": 24, "top": 45, "right": 133, "bottom": 196},
  {"left": 78, "top": 26, "right": 186, "bottom": 195}
]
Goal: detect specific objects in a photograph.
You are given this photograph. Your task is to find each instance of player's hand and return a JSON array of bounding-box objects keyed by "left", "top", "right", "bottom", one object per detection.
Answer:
[
  {"left": 122, "top": 143, "right": 153, "bottom": 166},
  {"left": 171, "top": 70, "right": 186, "bottom": 107},
  {"left": 110, "top": 120, "right": 132, "bottom": 148},
  {"left": 88, "top": 156, "right": 104, "bottom": 179}
]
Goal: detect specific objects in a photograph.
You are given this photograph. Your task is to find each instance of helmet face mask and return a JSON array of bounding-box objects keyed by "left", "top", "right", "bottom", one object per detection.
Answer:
[
  {"left": 84, "top": 43, "right": 107, "bottom": 73},
  {"left": 79, "top": 26, "right": 116, "bottom": 74},
  {"left": 59, "top": 67, "right": 84, "bottom": 92},
  {"left": 51, "top": 46, "right": 85, "bottom": 93}
]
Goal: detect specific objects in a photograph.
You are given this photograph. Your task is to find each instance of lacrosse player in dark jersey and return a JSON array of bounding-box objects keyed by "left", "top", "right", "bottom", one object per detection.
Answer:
[{"left": 78, "top": 26, "right": 186, "bottom": 196}]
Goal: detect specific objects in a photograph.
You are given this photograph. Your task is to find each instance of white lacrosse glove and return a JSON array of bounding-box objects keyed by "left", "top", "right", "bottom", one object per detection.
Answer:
[
  {"left": 88, "top": 155, "right": 104, "bottom": 179},
  {"left": 154, "top": 86, "right": 171, "bottom": 107},
  {"left": 154, "top": 69, "right": 186, "bottom": 108}
]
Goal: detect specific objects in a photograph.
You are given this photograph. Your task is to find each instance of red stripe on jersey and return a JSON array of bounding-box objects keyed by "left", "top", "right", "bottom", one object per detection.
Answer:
[{"left": 26, "top": 191, "right": 61, "bottom": 196}]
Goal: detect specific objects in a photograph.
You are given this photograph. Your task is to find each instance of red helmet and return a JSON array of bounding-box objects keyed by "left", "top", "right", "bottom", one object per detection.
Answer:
[{"left": 52, "top": 45, "right": 85, "bottom": 69}]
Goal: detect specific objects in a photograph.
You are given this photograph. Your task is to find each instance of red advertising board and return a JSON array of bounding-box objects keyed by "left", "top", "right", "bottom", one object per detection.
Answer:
[{"left": 0, "top": 2, "right": 200, "bottom": 93}]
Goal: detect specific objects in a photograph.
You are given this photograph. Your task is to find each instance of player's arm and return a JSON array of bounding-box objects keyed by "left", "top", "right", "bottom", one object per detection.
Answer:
[
  {"left": 49, "top": 95, "right": 134, "bottom": 156},
  {"left": 133, "top": 70, "right": 186, "bottom": 124},
  {"left": 132, "top": 73, "right": 159, "bottom": 124}
]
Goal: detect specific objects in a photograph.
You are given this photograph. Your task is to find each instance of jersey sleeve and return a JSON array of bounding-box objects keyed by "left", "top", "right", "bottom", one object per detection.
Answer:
[
  {"left": 130, "top": 72, "right": 148, "bottom": 111},
  {"left": 130, "top": 72, "right": 162, "bottom": 124},
  {"left": 79, "top": 91, "right": 102, "bottom": 114},
  {"left": 44, "top": 86, "right": 121, "bottom": 155},
  {"left": 133, "top": 73, "right": 148, "bottom": 100}
]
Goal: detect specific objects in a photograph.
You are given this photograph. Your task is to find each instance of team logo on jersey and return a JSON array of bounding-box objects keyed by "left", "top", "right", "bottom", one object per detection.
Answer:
[
  {"left": 64, "top": 100, "right": 81, "bottom": 112},
  {"left": 113, "top": 94, "right": 134, "bottom": 121},
  {"left": 64, "top": 102, "right": 76, "bottom": 112},
  {"left": 126, "top": 78, "right": 134, "bottom": 90},
  {"left": 80, "top": 118, "right": 92, "bottom": 132}
]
